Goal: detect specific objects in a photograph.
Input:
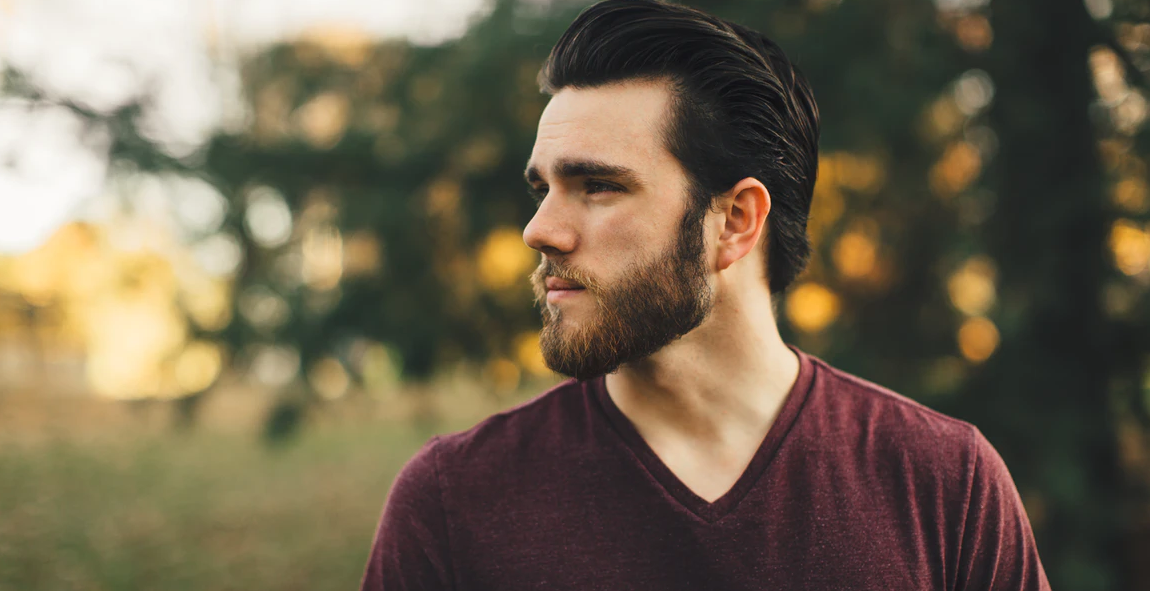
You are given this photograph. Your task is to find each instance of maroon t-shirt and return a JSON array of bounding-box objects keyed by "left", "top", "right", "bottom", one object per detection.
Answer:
[{"left": 361, "top": 348, "right": 1049, "bottom": 590}]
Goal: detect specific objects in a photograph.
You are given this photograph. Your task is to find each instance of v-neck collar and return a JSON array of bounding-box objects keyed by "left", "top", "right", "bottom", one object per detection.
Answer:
[{"left": 588, "top": 345, "right": 817, "bottom": 524}]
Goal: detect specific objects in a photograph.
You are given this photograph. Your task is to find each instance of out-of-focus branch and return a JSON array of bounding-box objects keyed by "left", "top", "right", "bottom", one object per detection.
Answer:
[{"left": 4, "top": 68, "right": 198, "bottom": 175}]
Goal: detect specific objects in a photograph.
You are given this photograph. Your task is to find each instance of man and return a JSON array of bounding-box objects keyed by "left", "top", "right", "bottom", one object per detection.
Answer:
[{"left": 361, "top": 0, "right": 1050, "bottom": 589}]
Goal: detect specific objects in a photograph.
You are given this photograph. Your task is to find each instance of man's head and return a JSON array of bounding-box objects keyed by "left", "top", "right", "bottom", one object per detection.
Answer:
[{"left": 524, "top": 0, "right": 820, "bottom": 380}]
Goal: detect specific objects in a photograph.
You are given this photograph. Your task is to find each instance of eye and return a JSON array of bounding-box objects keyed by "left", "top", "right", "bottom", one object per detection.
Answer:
[
  {"left": 527, "top": 185, "right": 548, "bottom": 205},
  {"left": 585, "top": 180, "right": 623, "bottom": 195}
]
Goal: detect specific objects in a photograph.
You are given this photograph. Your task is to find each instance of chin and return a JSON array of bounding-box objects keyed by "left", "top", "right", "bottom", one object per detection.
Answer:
[{"left": 549, "top": 301, "right": 591, "bottom": 322}]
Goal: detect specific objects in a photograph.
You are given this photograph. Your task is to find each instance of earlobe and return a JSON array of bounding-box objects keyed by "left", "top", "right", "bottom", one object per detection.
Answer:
[{"left": 716, "top": 179, "right": 770, "bottom": 272}]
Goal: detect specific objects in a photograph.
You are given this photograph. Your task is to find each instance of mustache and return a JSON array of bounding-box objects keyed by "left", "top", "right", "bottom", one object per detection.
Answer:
[{"left": 530, "top": 260, "right": 602, "bottom": 294}]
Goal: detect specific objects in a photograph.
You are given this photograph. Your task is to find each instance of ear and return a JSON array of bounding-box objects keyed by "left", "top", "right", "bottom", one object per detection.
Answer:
[{"left": 715, "top": 178, "right": 771, "bottom": 272}]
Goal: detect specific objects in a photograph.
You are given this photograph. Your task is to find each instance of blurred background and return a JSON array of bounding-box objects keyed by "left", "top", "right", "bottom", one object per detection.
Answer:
[{"left": 0, "top": 0, "right": 1148, "bottom": 588}]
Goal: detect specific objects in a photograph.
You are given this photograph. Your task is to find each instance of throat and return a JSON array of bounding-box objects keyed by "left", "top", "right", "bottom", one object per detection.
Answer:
[{"left": 651, "top": 440, "right": 760, "bottom": 503}]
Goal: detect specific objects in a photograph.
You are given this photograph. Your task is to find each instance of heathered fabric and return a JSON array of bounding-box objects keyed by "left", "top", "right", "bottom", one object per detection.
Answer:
[{"left": 360, "top": 348, "right": 1050, "bottom": 590}]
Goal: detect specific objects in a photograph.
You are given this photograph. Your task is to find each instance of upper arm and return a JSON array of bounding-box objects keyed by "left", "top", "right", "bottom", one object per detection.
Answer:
[
  {"left": 360, "top": 436, "right": 455, "bottom": 591},
  {"left": 955, "top": 428, "right": 1050, "bottom": 591}
]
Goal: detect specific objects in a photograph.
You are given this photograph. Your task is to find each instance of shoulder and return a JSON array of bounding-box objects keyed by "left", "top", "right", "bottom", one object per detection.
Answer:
[
  {"left": 806, "top": 354, "right": 978, "bottom": 453},
  {"left": 797, "top": 353, "right": 1033, "bottom": 515},
  {"left": 796, "top": 353, "right": 982, "bottom": 489},
  {"left": 793, "top": 353, "right": 1047, "bottom": 589},
  {"left": 384, "top": 379, "right": 592, "bottom": 518},
  {"left": 432, "top": 378, "right": 594, "bottom": 475}
]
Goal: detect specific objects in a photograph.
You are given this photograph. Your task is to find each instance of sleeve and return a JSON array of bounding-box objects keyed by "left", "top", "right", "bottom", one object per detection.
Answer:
[
  {"left": 360, "top": 436, "right": 455, "bottom": 591},
  {"left": 955, "top": 427, "right": 1051, "bottom": 591}
]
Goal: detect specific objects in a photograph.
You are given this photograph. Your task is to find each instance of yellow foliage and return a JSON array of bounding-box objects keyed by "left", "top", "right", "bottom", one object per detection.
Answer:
[
  {"left": 515, "top": 331, "right": 549, "bottom": 376},
  {"left": 0, "top": 219, "right": 238, "bottom": 400},
  {"left": 828, "top": 152, "right": 886, "bottom": 194},
  {"left": 182, "top": 277, "right": 233, "bottom": 332},
  {"left": 296, "top": 92, "right": 351, "bottom": 149},
  {"left": 785, "top": 282, "right": 841, "bottom": 333},
  {"left": 1098, "top": 139, "right": 1130, "bottom": 172},
  {"left": 954, "top": 14, "right": 993, "bottom": 53},
  {"left": 477, "top": 228, "right": 536, "bottom": 291},
  {"left": 343, "top": 231, "right": 383, "bottom": 278},
  {"left": 254, "top": 78, "right": 295, "bottom": 143},
  {"left": 810, "top": 152, "right": 885, "bottom": 248},
  {"left": 809, "top": 165, "right": 845, "bottom": 247},
  {"left": 309, "top": 357, "right": 350, "bottom": 400},
  {"left": 1113, "top": 177, "right": 1149, "bottom": 213},
  {"left": 485, "top": 357, "right": 521, "bottom": 393},
  {"left": 2, "top": 222, "right": 100, "bottom": 305},
  {"left": 175, "top": 341, "right": 224, "bottom": 395},
  {"left": 298, "top": 25, "right": 372, "bottom": 67},
  {"left": 454, "top": 134, "right": 505, "bottom": 173},
  {"left": 302, "top": 226, "right": 344, "bottom": 290},
  {"left": 426, "top": 179, "right": 462, "bottom": 217},
  {"left": 922, "top": 97, "right": 965, "bottom": 142},
  {"left": 84, "top": 294, "right": 188, "bottom": 399},
  {"left": 833, "top": 231, "right": 878, "bottom": 280},
  {"left": 930, "top": 142, "right": 982, "bottom": 197},
  {"left": 948, "top": 256, "right": 997, "bottom": 316},
  {"left": 1090, "top": 46, "right": 1127, "bottom": 105},
  {"left": 1109, "top": 219, "right": 1150, "bottom": 276},
  {"left": 958, "top": 316, "right": 999, "bottom": 363}
]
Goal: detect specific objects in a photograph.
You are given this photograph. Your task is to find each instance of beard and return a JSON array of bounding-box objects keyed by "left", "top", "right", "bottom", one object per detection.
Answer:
[{"left": 529, "top": 199, "right": 714, "bottom": 380}]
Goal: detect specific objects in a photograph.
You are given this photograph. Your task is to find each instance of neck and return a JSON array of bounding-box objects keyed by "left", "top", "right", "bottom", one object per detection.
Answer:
[{"left": 603, "top": 287, "right": 799, "bottom": 445}]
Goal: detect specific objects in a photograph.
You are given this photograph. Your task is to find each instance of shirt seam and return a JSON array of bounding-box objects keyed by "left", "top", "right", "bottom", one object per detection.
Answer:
[
  {"left": 706, "top": 359, "right": 819, "bottom": 525},
  {"left": 952, "top": 424, "right": 980, "bottom": 591},
  {"left": 590, "top": 356, "right": 818, "bottom": 525},
  {"left": 812, "top": 356, "right": 973, "bottom": 430},
  {"left": 586, "top": 381, "right": 679, "bottom": 514}
]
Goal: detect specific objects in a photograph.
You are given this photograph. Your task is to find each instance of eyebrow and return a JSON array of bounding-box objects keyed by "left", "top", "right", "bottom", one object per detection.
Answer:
[{"left": 524, "top": 158, "right": 644, "bottom": 188}]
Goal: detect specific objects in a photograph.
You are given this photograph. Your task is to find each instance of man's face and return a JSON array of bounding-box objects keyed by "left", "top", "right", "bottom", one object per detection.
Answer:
[{"left": 523, "top": 80, "right": 714, "bottom": 380}]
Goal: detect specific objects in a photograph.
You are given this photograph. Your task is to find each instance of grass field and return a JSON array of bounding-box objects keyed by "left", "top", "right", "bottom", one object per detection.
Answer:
[{"left": 0, "top": 379, "right": 543, "bottom": 591}]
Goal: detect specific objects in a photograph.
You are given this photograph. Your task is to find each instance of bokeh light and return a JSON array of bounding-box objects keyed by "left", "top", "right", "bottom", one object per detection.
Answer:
[
  {"left": 785, "top": 282, "right": 841, "bottom": 334},
  {"left": 957, "top": 316, "right": 999, "bottom": 363},
  {"left": 947, "top": 256, "right": 997, "bottom": 317},
  {"left": 478, "top": 227, "right": 537, "bottom": 292}
]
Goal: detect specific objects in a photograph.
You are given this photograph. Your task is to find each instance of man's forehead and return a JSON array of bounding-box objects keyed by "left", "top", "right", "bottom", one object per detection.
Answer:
[
  {"left": 527, "top": 80, "right": 676, "bottom": 179},
  {"left": 539, "top": 81, "right": 672, "bottom": 137}
]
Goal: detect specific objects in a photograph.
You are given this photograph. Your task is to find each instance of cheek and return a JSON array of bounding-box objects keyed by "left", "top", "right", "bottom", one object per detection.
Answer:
[{"left": 585, "top": 203, "right": 672, "bottom": 274}]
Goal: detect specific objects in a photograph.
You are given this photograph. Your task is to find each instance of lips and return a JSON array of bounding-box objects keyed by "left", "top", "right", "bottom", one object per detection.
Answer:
[{"left": 545, "top": 277, "right": 585, "bottom": 291}]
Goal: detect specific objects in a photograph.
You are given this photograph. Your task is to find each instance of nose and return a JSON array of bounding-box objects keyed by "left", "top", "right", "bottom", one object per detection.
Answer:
[{"left": 523, "top": 193, "right": 577, "bottom": 256}]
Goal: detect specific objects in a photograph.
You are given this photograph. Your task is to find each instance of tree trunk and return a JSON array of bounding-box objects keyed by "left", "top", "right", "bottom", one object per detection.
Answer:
[{"left": 964, "top": 0, "right": 1131, "bottom": 588}]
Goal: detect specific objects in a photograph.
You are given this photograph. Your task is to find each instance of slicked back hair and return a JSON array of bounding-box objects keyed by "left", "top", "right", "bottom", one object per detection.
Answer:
[{"left": 539, "top": 0, "right": 820, "bottom": 294}]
